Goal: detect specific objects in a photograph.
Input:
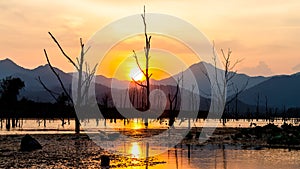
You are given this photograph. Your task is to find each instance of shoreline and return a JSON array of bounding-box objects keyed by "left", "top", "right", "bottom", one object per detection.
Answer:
[
  {"left": 1, "top": 126, "right": 300, "bottom": 168},
  {"left": 1, "top": 126, "right": 299, "bottom": 148}
]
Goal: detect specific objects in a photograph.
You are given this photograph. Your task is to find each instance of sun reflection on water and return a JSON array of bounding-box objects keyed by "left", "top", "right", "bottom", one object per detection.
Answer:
[
  {"left": 130, "top": 119, "right": 143, "bottom": 130},
  {"left": 130, "top": 142, "right": 142, "bottom": 158}
]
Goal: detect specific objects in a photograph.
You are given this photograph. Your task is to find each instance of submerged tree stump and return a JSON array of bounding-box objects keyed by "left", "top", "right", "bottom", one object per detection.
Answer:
[{"left": 101, "top": 155, "right": 110, "bottom": 168}]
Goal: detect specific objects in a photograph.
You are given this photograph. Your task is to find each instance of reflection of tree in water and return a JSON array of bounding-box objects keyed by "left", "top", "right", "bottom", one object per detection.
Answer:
[{"left": 221, "top": 144, "right": 227, "bottom": 169}]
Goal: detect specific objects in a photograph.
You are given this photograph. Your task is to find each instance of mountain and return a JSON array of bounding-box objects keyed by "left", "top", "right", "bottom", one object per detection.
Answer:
[
  {"left": 159, "top": 62, "right": 269, "bottom": 97},
  {"left": 239, "top": 73, "right": 300, "bottom": 108},
  {"left": 1, "top": 58, "right": 300, "bottom": 110},
  {"left": 0, "top": 58, "right": 72, "bottom": 89},
  {"left": 0, "top": 58, "right": 30, "bottom": 79},
  {"left": 0, "top": 59, "right": 268, "bottom": 105},
  {"left": 0, "top": 58, "right": 110, "bottom": 102},
  {"left": 95, "top": 75, "right": 129, "bottom": 89}
]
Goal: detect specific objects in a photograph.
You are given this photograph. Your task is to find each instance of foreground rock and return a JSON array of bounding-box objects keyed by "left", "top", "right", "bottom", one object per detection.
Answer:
[{"left": 20, "top": 134, "right": 42, "bottom": 151}]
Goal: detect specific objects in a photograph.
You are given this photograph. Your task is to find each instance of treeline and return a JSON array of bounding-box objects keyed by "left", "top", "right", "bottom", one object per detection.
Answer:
[
  {"left": 222, "top": 108, "right": 300, "bottom": 120},
  {"left": 1, "top": 76, "right": 300, "bottom": 120},
  {"left": 0, "top": 98, "right": 75, "bottom": 119},
  {"left": 1, "top": 98, "right": 300, "bottom": 119}
]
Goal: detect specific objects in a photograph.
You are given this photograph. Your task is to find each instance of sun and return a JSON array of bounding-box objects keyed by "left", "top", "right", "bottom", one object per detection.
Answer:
[{"left": 129, "top": 67, "right": 145, "bottom": 81}]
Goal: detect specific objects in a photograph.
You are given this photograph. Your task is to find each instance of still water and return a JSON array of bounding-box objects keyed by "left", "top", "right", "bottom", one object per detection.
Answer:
[
  {"left": 152, "top": 145, "right": 300, "bottom": 169},
  {"left": 1, "top": 118, "right": 299, "bottom": 134},
  {"left": 0, "top": 118, "right": 300, "bottom": 169}
]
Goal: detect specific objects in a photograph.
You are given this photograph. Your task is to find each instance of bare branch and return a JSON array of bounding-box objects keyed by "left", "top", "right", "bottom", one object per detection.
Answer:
[
  {"left": 131, "top": 6, "right": 152, "bottom": 110},
  {"left": 76, "top": 57, "right": 80, "bottom": 67},
  {"left": 82, "top": 63, "right": 97, "bottom": 87},
  {"left": 142, "top": 5, "right": 147, "bottom": 38},
  {"left": 132, "top": 50, "right": 146, "bottom": 76},
  {"left": 226, "top": 71, "right": 237, "bottom": 82},
  {"left": 48, "top": 32, "right": 79, "bottom": 71},
  {"left": 200, "top": 66, "right": 211, "bottom": 84},
  {"left": 229, "top": 58, "right": 243, "bottom": 71},
  {"left": 168, "top": 78, "right": 181, "bottom": 111},
  {"left": 43, "top": 49, "right": 73, "bottom": 104},
  {"left": 131, "top": 78, "right": 147, "bottom": 88},
  {"left": 37, "top": 76, "right": 59, "bottom": 102},
  {"left": 80, "top": 38, "right": 84, "bottom": 48},
  {"left": 212, "top": 43, "right": 225, "bottom": 99},
  {"left": 226, "top": 79, "right": 249, "bottom": 104},
  {"left": 84, "top": 46, "right": 91, "bottom": 55}
]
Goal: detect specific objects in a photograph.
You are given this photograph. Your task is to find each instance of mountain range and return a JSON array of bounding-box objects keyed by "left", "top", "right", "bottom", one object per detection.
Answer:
[{"left": 0, "top": 58, "right": 299, "bottom": 110}]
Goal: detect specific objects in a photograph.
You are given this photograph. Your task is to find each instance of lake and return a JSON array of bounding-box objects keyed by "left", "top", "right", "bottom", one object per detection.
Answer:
[
  {"left": 1, "top": 118, "right": 298, "bottom": 134},
  {"left": 0, "top": 118, "right": 300, "bottom": 169}
]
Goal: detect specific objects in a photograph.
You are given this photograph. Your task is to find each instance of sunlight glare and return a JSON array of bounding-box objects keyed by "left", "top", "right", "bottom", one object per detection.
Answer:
[
  {"left": 132, "top": 118, "right": 143, "bottom": 130},
  {"left": 130, "top": 142, "right": 141, "bottom": 158},
  {"left": 129, "top": 67, "right": 145, "bottom": 81}
]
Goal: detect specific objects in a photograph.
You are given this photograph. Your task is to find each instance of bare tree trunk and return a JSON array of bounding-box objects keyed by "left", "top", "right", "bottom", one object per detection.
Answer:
[
  {"left": 40, "top": 32, "right": 97, "bottom": 134},
  {"left": 256, "top": 93, "right": 260, "bottom": 121},
  {"left": 265, "top": 96, "right": 269, "bottom": 122},
  {"left": 132, "top": 6, "right": 152, "bottom": 110},
  {"left": 209, "top": 45, "right": 246, "bottom": 125},
  {"left": 44, "top": 118, "right": 46, "bottom": 128},
  {"left": 168, "top": 78, "right": 181, "bottom": 127},
  {"left": 235, "top": 92, "right": 238, "bottom": 120},
  {"left": 11, "top": 118, "right": 15, "bottom": 128},
  {"left": 6, "top": 118, "right": 10, "bottom": 130}
]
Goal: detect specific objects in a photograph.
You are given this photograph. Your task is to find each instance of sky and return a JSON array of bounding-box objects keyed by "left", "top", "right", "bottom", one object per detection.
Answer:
[{"left": 1, "top": 0, "right": 300, "bottom": 79}]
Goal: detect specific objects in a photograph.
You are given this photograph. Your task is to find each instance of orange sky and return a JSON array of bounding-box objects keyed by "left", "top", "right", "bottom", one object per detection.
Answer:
[
  {"left": 98, "top": 34, "right": 200, "bottom": 80},
  {"left": 1, "top": 0, "right": 300, "bottom": 78}
]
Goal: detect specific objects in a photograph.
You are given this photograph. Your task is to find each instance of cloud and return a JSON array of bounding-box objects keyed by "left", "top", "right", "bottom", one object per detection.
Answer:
[
  {"left": 292, "top": 64, "right": 300, "bottom": 72},
  {"left": 240, "top": 61, "right": 273, "bottom": 76}
]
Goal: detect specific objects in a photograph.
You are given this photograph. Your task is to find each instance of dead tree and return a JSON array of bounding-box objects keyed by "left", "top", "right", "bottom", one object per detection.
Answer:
[
  {"left": 203, "top": 43, "right": 247, "bottom": 125},
  {"left": 40, "top": 32, "right": 97, "bottom": 134},
  {"left": 100, "top": 93, "right": 111, "bottom": 109},
  {"left": 255, "top": 93, "right": 260, "bottom": 121},
  {"left": 37, "top": 77, "right": 70, "bottom": 126},
  {"left": 265, "top": 95, "right": 270, "bottom": 122},
  {"left": 220, "top": 48, "right": 247, "bottom": 123},
  {"left": 234, "top": 87, "right": 239, "bottom": 120},
  {"left": 132, "top": 6, "right": 152, "bottom": 110},
  {"left": 168, "top": 78, "right": 182, "bottom": 127}
]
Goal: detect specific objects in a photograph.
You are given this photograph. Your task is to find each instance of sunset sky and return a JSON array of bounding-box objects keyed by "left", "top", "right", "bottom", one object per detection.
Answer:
[{"left": 1, "top": 0, "right": 300, "bottom": 79}]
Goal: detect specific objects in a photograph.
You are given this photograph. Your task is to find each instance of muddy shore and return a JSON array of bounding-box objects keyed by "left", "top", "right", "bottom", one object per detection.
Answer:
[{"left": 0, "top": 125, "right": 299, "bottom": 168}]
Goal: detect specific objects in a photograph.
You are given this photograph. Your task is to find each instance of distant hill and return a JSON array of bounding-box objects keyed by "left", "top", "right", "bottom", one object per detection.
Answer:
[
  {"left": 1, "top": 58, "right": 300, "bottom": 111},
  {"left": 0, "top": 58, "right": 72, "bottom": 89},
  {"left": 0, "top": 58, "right": 30, "bottom": 79},
  {"left": 94, "top": 74, "right": 129, "bottom": 89},
  {"left": 0, "top": 58, "right": 110, "bottom": 102},
  {"left": 159, "top": 61, "right": 268, "bottom": 97},
  {"left": 239, "top": 73, "right": 300, "bottom": 108}
]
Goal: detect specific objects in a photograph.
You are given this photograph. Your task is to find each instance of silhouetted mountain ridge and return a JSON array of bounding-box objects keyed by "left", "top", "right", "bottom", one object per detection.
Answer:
[
  {"left": 159, "top": 61, "right": 269, "bottom": 97},
  {"left": 1, "top": 58, "right": 299, "bottom": 110},
  {"left": 239, "top": 73, "right": 300, "bottom": 108},
  {"left": 0, "top": 58, "right": 30, "bottom": 78}
]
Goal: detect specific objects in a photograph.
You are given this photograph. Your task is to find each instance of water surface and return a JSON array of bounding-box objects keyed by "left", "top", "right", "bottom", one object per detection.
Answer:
[{"left": 1, "top": 118, "right": 300, "bottom": 169}]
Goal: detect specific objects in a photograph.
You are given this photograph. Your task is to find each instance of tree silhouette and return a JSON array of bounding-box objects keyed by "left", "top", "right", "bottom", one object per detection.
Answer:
[
  {"left": 202, "top": 43, "right": 247, "bottom": 125},
  {"left": 0, "top": 76, "right": 25, "bottom": 103},
  {"left": 56, "top": 92, "right": 72, "bottom": 126},
  {"left": 168, "top": 77, "right": 182, "bottom": 127},
  {"left": 132, "top": 6, "right": 152, "bottom": 110},
  {"left": 0, "top": 76, "right": 25, "bottom": 129},
  {"left": 40, "top": 32, "right": 97, "bottom": 134}
]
